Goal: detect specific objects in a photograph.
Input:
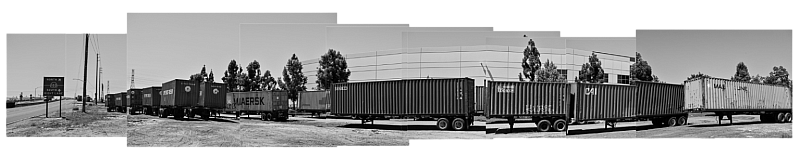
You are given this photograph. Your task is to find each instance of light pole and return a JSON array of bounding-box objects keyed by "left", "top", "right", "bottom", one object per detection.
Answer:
[{"left": 34, "top": 86, "right": 42, "bottom": 100}]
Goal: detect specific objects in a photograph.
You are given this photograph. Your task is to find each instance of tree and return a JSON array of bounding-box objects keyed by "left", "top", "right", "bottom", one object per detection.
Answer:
[
  {"left": 261, "top": 70, "right": 277, "bottom": 90},
  {"left": 629, "top": 52, "right": 654, "bottom": 82},
  {"left": 750, "top": 74, "right": 765, "bottom": 84},
  {"left": 534, "top": 60, "right": 565, "bottom": 82},
  {"left": 222, "top": 60, "right": 240, "bottom": 92},
  {"left": 280, "top": 54, "right": 308, "bottom": 102},
  {"left": 687, "top": 72, "right": 710, "bottom": 81},
  {"left": 207, "top": 70, "right": 215, "bottom": 82},
  {"left": 520, "top": 39, "right": 541, "bottom": 81},
  {"left": 731, "top": 62, "right": 751, "bottom": 82},
  {"left": 245, "top": 60, "right": 263, "bottom": 91},
  {"left": 764, "top": 66, "right": 791, "bottom": 88},
  {"left": 316, "top": 49, "right": 351, "bottom": 90},
  {"left": 189, "top": 65, "right": 210, "bottom": 83},
  {"left": 652, "top": 75, "right": 662, "bottom": 83},
  {"left": 578, "top": 53, "right": 605, "bottom": 83}
]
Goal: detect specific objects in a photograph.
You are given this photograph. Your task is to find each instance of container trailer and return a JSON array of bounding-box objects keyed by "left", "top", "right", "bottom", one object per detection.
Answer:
[
  {"left": 634, "top": 81, "right": 688, "bottom": 127},
  {"left": 158, "top": 79, "right": 199, "bottom": 119},
  {"left": 298, "top": 90, "right": 330, "bottom": 116},
  {"left": 331, "top": 78, "right": 475, "bottom": 131},
  {"left": 475, "top": 86, "right": 486, "bottom": 115},
  {"left": 485, "top": 81, "right": 571, "bottom": 132},
  {"left": 183, "top": 82, "right": 228, "bottom": 119},
  {"left": 142, "top": 86, "right": 162, "bottom": 116},
  {"left": 105, "top": 94, "right": 116, "bottom": 112},
  {"left": 226, "top": 90, "right": 290, "bottom": 121},
  {"left": 114, "top": 92, "right": 127, "bottom": 113},
  {"left": 685, "top": 77, "right": 792, "bottom": 124},
  {"left": 127, "top": 88, "right": 144, "bottom": 115}
]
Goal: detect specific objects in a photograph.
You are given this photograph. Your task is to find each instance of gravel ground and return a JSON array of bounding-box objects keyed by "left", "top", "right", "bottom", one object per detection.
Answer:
[
  {"left": 6, "top": 104, "right": 127, "bottom": 137},
  {"left": 127, "top": 114, "right": 489, "bottom": 147}
]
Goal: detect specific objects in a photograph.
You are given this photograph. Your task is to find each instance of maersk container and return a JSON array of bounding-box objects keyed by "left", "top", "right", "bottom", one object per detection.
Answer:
[
  {"left": 198, "top": 82, "right": 226, "bottom": 108},
  {"left": 331, "top": 78, "right": 474, "bottom": 116},
  {"left": 298, "top": 90, "right": 330, "bottom": 111},
  {"left": 160, "top": 79, "right": 199, "bottom": 107},
  {"left": 475, "top": 86, "right": 486, "bottom": 114},
  {"left": 485, "top": 81, "right": 570, "bottom": 118},
  {"left": 115, "top": 92, "right": 127, "bottom": 107},
  {"left": 142, "top": 87, "right": 162, "bottom": 107},
  {"left": 572, "top": 83, "right": 636, "bottom": 121},
  {"left": 127, "top": 88, "right": 143, "bottom": 108},
  {"left": 634, "top": 81, "right": 685, "bottom": 117},
  {"left": 226, "top": 91, "right": 289, "bottom": 112},
  {"left": 685, "top": 77, "right": 792, "bottom": 111}
]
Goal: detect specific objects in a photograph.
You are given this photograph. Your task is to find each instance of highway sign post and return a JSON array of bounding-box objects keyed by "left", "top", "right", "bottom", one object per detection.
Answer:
[{"left": 43, "top": 77, "right": 65, "bottom": 118}]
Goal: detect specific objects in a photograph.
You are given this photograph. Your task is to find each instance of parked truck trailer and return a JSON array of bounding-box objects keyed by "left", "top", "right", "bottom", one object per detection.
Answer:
[
  {"left": 298, "top": 90, "right": 330, "bottom": 116},
  {"left": 226, "top": 90, "right": 290, "bottom": 121},
  {"left": 105, "top": 94, "right": 116, "bottom": 112},
  {"left": 331, "top": 78, "right": 475, "bottom": 131},
  {"left": 685, "top": 77, "right": 792, "bottom": 124},
  {"left": 127, "top": 88, "right": 144, "bottom": 115},
  {"left": 142, "top": 86, "right": 162, "bottom": 116},
  {"left": 114, "top": 92, "right": 127, "bottom": 113},
  {"left": 158, "top": 79, "right": 199, "bottom": 119}
]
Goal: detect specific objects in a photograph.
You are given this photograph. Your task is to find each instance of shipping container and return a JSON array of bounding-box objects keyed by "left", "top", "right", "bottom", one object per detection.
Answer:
[
  {"left": 684, "top": 77, "right": 792, "bottom": 123},
  {"left": 105, "top": 94, "right": 116, "bottom": 112},
  {"left": 158, "top": 79, "right": 199, "bottom": 119},
  {"left": 114, "top": 92, "right": 127, "bottom": 113},
  {"left": 475, "top": 86, "right": 486, "bottom": 114},
  {"left": 572, "top": 83, "right": 636, "bottom": 121},
  {"left": 198, "top": 82, "right": 226, "bottom": 109},
  {"left": 142, "top": 86, "right": 162, "bottom": 115},
  {"left": 331, "top": 78, "right": 475, "bottom": 130},
  {"left": 226, "top": 91, "right": 289, "bottom": 121},
  {"left": 485, "top": 81, "right": 571, "bottom": 132},
  {"left": 127, "top": 88, "right": 144, "bottom": 114},
  {"left": 634, "top": 81, "right": 688, "bottom": 127},
  {"left": 298, "top": 90, "right": 330, "bottom": 114}
]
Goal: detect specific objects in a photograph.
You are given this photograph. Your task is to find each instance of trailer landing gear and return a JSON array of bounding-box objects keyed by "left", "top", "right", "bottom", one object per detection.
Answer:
[
  {"left": 604, "top": 120, "right": 617, "bottom": 129},
  {"left": 717, "top": 114, "right": 733, "bottom": 125}
]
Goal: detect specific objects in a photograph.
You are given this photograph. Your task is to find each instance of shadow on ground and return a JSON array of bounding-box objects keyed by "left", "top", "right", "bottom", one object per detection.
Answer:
[
  {"left": 688, "top": 121, "right": 764, "bottom": 127},
  {"left": 339, "top": 124, "right": 486, "bottom": 131}
]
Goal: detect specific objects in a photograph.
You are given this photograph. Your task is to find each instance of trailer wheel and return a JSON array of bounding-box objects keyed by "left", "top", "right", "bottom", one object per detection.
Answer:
[
  {"left": 776, "top": 113, "right": 786, "bottom": 123},
  {"left": 677, "top": 116, "right": 687, "bottom": 126},
  {"left": 552, "top": 119, "right": 567, "bottom": 132},
  {"left": 452, "top": 118, "right": 467, "bottom": 131},
  {"left": 651, "top": 119, "right": 663, "bottom": 126},
  {"left": 666, "top": 117, "right": 677, "bottom": 127},
  {"left": 266, "top": 113, "right": 273, "bottom": 121},
  {"left": 536, "top": 120, "right": 551, "bottom": 132},
  {"left": 784, "top": 113, "right": 792, "bottom": 123},
  {"left": 436, "top": 118, "right": 451, "bottom": 130}
]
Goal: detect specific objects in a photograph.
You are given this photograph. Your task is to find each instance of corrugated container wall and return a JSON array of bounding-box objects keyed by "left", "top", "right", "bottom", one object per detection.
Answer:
[
  {"left": 299, "top": 91, "right": 330, "bottom": 111},
  {"left": 160, "top": 79, "right": 199, "bottom": 107},
  {"left": 485, "top": 81, "right": 570, "bottom": 117},
  {"left": 331, "top": 78, "right": 474, "bottom": 116},
  {"left": 684, "top": 77, "right": 792, "bottom": 111},
  {"left": 198, "top": 82, "right": 226, "bottom": 108},
  {"left": 115, "top": 92, "right": 127, "bottom": 107},
  {"left": 573, "top": 83, "right": 636, "bottom": 121},
  {"left": 127, "top": 89, "right": 143, "bottom": 107},
  {"left": 475, "top": 86, "right": 486, "bottom": 112},
  {"left": 106, "top": 94, "right": 115, "bottom": 107},
  {"left": 142, "top": 87, "right": 162, "bottom": 107},
  {"left": 226, "top": 91, "right": 289, "bottom": 112},
  {"left": 635, "top": 81, "right": 685, "bottom": 117}
]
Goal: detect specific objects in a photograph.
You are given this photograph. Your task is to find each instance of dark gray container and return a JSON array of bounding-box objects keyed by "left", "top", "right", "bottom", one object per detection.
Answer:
[
  {"left": 115, "top": 92, "right": 127, "bottom": 107},
  {"left": 127, "top": 88, "right": 143, "bottom": 108},
  {"left": 635, "top": 81, "right": 685, "bottom": 117},
  {"left": 475, "top": 86, "right": 486, "bottom": 113},
  {"left": 142, "top": 87, "right": 162, "bottom": 107},
  {"left": 298, "top": 90, "right": 330, "bottom": 111},
  {"left": 572, "top": 83, "right": 636, "bottom": 121},
  {"left": 485, "top": 81, "right": 570, "bottom": 118},
  {"left": 106, "top": 94, "right": 115, "bottom": 107},
  {"left": 160, "top": 79, "right": 199, "bottom": 108},
  {"left": 331, "top": 78, "right": 474, "bottom": 116},
  {"left": 199, "top": 82, "right": 226, "bottom": 108}
]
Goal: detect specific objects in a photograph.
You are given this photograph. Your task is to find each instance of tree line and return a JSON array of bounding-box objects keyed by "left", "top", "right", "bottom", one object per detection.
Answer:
[{"left": 689, "top": 62, "right": 791, "bottom": 88}]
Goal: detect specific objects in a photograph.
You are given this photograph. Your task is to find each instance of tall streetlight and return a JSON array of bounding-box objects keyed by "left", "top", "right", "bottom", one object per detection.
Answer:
[{"left": 34, "top": 86, "right": 42, "bottom": 99}]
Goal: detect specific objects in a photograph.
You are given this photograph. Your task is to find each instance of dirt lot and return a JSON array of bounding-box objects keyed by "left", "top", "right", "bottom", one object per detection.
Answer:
[
  {"left": 127, "top": 114, "right": 489, "bottom": 147},
  {"left": 484, "top": 113, "right": 791, "bottom": 138},
  {"left": 6, "top": 104, "right": 127, "bottom": 137}
]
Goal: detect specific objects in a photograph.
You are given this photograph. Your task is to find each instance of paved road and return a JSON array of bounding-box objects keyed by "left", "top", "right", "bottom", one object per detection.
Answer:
[{"left": 6, "top": 100, "right": 96, "bottom": 124}]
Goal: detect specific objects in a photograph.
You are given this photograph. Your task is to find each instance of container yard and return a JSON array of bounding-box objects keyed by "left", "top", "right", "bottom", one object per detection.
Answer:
[
  {"left": 127, "top": 88, "right": 144, "bottom": 114},
  {"left": 331, "top": 78, "right": 475, "bottom": 131},
  {"left": 684, "top": 77, "right": 792, "bottom": 124},
  {"left": 298, "top": 90, "right": 330, "bottom": 116}
]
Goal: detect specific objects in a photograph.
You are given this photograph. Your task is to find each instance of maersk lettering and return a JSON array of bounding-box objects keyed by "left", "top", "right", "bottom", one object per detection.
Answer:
[{"left": 233, "top": 97, "right": 266, "bottom": 105}]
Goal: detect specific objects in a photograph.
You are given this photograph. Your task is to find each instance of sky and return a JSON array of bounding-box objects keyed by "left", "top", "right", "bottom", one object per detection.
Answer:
[
  {"left": 126, "top": 13, "right": 337, "bottom": 88},
  {"left": 6, "top": 34, "right": 126, "bottom": 98},
  {"left": 637, "top": 30, "right": 792, "bottom": 84}
]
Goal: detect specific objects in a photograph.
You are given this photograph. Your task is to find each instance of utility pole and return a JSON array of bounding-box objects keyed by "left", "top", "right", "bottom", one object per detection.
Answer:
[
  {"left": 131, "top": 69, "right": 135, "bottom": 89},
  {"left": 96, "top": 51, "right": 99, "bottom": 105},
  {"left": 83, "top": 34, "right": 88, "bottom": 113}
]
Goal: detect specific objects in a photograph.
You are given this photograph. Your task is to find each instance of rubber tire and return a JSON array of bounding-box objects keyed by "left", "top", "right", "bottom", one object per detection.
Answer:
[
  {"left": 651, "top": 119, "right": 664, "bottom": 126},
  {"left": 677, "top": 116, "right": 687, "bottom": 126},
  {"left": 784, "top": 113, "right": 792, "bottom": 123},
  {"left": 451, "top": 118, "right": 467, "bottom": 131},
  {"left": 436, "top": 118, "right": 450, "bottom": 130},
  {"left": 666, "top": 117, "right": 677, "bottom": 127},
  {"left": 776, "top": 113, "right": 786, "bottom": 123},
  {"left": 552, "top": 119, "right": 567, "bottom": 132},
  {"left": 266, "top": 113, "right": 273, "bottom": 121},
  {"left": 536, "top": 120, "right": 552, "bottom": 132}
]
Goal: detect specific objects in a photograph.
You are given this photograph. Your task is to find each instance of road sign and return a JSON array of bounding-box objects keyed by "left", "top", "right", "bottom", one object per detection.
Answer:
[{"left": 43, "top": 77, "right": 65, "bottom": 96}]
